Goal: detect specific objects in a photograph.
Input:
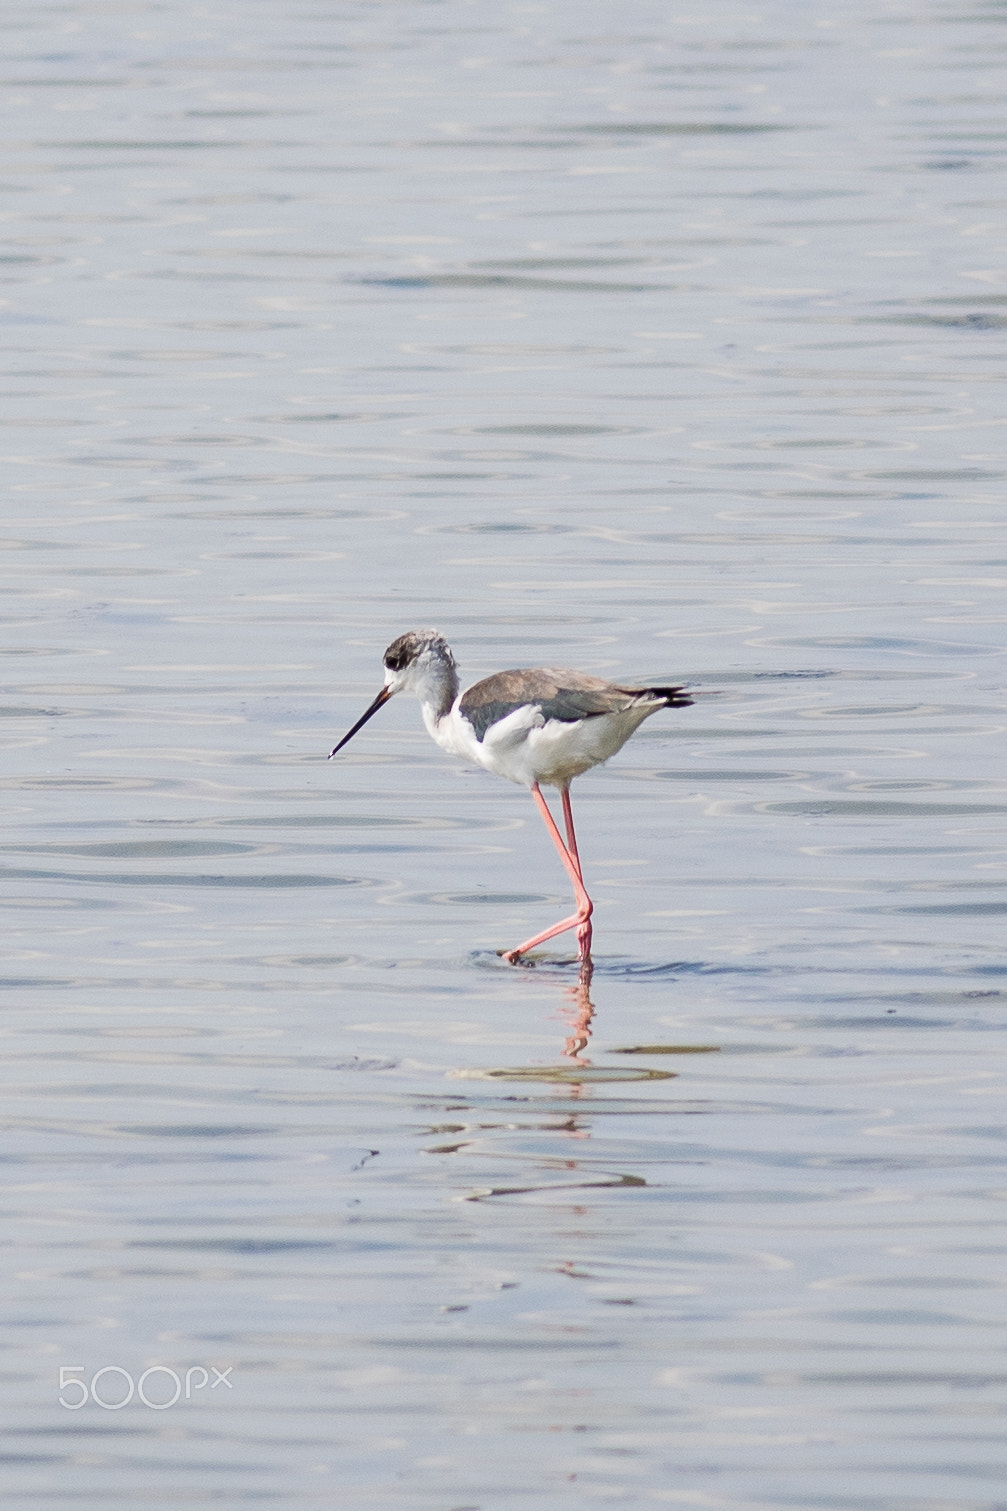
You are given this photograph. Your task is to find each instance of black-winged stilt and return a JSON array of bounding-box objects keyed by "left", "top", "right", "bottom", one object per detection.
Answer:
[{"left": 329, "top": 630, "right": 694, "bottom": 963}]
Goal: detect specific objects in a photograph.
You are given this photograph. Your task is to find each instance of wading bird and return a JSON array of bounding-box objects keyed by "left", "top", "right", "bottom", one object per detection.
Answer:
[{"left": 329, "top": 630, "right": 693, "bottom": 962}]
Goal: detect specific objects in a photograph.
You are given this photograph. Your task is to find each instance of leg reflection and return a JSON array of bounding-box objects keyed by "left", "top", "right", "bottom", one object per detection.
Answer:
[{"left": 561, "top": 955, "right": 596, "bottom": 1062}]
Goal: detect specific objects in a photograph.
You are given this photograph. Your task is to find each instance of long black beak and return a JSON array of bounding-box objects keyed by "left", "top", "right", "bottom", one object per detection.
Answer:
[{"left": 328, "top": 685, "right": 393, "bottom": 758}]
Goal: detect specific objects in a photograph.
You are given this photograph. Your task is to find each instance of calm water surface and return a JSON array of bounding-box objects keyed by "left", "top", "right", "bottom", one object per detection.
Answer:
[{"left": 1, "top": 1, "right": 1006, "bottom": 1507}]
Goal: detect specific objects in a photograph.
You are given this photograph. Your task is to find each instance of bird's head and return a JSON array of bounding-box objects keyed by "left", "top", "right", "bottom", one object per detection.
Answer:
[
  {"left": 329, "top": 629, "right": 456, "bottom": 758},
  {"left": 380, "top": 628, "right": 455, "bottom": 696}
]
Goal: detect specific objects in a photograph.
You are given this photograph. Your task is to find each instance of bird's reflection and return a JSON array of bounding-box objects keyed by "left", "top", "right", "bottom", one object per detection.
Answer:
[{"left": 559, "top": 955, "right": 596, "bottom": 1062}]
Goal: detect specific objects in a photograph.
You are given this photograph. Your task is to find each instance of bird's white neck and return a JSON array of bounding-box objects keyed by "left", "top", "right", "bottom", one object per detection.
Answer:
[{"left": 413, "top": 658, "right": 459, "bottom": 736}]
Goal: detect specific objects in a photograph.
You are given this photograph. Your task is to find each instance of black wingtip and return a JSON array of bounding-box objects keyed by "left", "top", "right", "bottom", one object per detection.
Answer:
[{"left": 647, "top": 685, "right": 694, "bottom": 709}]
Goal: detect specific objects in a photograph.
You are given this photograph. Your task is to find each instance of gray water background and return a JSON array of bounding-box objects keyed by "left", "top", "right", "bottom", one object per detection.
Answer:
[{"left": 2, "top": 0, "right": 1007, "bottom": 1506}]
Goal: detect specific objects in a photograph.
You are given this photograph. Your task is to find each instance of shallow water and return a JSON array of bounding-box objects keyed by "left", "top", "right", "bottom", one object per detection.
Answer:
[{"left": 2, "top": 0, "right": 1007, "bottom": 1506}]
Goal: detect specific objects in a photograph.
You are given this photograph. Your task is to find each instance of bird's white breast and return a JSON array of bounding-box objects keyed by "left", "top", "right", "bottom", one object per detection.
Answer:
[{"left": 430, "top": 699, "right": 660, "bottom": 788}]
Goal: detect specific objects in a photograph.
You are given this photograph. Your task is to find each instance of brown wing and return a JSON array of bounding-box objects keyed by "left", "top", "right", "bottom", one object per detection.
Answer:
[{"left": 459, "top": 668, "right": 660, "bottom": 742}]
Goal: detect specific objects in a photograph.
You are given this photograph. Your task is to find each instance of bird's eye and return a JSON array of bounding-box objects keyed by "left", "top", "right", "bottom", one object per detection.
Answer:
[{"left": 384, "top": 652, "right": 404, "bottom": 671}]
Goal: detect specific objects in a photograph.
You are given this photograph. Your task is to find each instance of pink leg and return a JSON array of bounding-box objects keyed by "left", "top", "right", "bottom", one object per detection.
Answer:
[
  {"left": 559, "top": 786, "right": 592, "bottom": 955},
  {"left": 502, "top": 783, "right": 593, "bottom": 963},
  {"left": 560, "top": 787, "right": 582, "bottom": 875}
]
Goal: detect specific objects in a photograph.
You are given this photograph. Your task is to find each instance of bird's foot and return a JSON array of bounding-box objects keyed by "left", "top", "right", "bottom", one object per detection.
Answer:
[{"left": 500, "top": 908, "right": 592, "bottom": 966}]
